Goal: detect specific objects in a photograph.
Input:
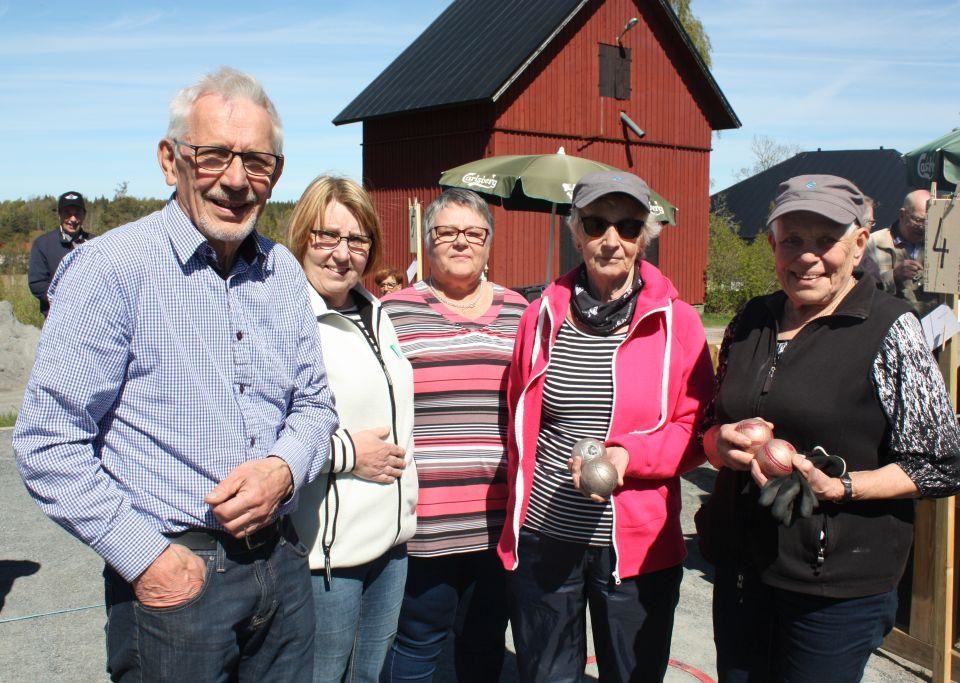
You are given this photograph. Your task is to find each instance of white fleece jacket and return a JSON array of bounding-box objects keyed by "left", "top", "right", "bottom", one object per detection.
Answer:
[{"left": 291, "top": 285, "right": 417, "bottom": 570}]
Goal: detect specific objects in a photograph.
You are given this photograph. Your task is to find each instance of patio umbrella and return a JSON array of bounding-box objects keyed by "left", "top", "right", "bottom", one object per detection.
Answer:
[
  {"left": 439, "top": 151, "right": 677, "bottom": 281},
  {"left": 904, "top": 129, "right": 960, "bottom": 191}
]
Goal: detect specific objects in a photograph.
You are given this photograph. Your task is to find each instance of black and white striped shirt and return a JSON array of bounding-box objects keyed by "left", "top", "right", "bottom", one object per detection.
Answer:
[{"left": 523, "top": 319, "right": 625, "bottom": 546}]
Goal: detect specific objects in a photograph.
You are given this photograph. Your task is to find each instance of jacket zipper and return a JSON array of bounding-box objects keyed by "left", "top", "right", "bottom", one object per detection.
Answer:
[
  {"left": 317, "top": 301, "right": 403, "bottom": 580},
  {"left": 342, "top": 305, "right": 403, "bottom": 543},
  {"left": 321, "top": 472, "right": 338, "bottom": 583},
  {"left": 606, "top": 303, "right": 671, "bottom": 585}
]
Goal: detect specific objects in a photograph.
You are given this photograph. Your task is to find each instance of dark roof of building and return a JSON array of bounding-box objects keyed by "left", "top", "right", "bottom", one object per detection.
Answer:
[
  {"left": 333, "top": 0, "right": 739, "bottom": 130},
  {"left": 711, "top": 148, "right": 910, "bottom": 240}
]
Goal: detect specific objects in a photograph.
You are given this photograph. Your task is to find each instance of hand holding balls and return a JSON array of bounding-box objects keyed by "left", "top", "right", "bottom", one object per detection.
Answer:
[
  {"left": 733, "top": 419, "right": 795, "bottom": 478},
  {"left": 571, "top": 438, "right": 618, "bottom": 499}
]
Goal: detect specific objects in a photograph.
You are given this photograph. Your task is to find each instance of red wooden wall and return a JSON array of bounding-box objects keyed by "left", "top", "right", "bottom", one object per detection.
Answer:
[{"left": 359, "top": 0, "right": 717, "bottom": 303}]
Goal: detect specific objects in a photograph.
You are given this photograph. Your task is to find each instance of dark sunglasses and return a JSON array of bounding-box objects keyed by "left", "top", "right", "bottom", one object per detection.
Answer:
[{"left": 580, "top": 215, "right": 645, "bottom": 239}]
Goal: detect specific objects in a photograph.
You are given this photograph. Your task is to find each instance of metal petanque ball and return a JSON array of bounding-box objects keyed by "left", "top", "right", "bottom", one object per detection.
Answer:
[
  {"left": 572, "top": 437, "right": 606, "bottom": 462},
  {"left": 579, "top": 457, "right": 618, "bottom": 499}
]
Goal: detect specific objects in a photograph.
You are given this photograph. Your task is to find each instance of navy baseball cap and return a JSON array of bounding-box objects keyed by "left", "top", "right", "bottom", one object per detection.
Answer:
[{"left": 58, "top": 191, "right": 86, "bottom": 214}]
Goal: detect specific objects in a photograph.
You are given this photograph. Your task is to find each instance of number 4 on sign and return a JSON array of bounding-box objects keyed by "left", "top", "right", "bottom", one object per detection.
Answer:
[{"left": 923, "top": 197, "right": 960, "bottom": 295}]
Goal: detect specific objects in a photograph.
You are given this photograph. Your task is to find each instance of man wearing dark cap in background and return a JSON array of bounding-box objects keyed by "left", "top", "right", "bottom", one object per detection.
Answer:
[{"left": 27, "top": 190, "right": 92, "bottom": 316}]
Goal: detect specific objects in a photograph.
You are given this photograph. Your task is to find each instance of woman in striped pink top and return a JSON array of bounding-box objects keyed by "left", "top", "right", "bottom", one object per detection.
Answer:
[{"left": 380, "top": 188, "right": 527, "bottom": 683}]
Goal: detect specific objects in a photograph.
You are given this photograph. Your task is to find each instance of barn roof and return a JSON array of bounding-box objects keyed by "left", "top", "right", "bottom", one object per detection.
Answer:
[
  {"left": 711, "top": 149, "right": 910, "bottom": 240},
  {"left": 333, "top": 0, "right": 739, "bottom": 130}
]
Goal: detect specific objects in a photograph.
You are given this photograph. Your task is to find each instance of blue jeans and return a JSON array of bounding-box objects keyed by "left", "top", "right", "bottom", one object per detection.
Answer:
[
  {"left": 380, "top": 549, "right": 508, "bottom": 683},
  {"left": 104, "top": 525, "right": 315, "bottom": 682},
  {"left": 312, "top": 544, "right": 407, "bottom": 682},
  {"left": 713, "top": 565, "right": 898, "bottom": 683},
  {"left": 508, "top": 529, "right": 682, "bottom": 682}
]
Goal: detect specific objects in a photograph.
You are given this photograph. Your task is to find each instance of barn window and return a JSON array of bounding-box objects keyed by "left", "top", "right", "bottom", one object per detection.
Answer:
[{"left": 599, "top": 44, "right": 631, "bottom": 100}]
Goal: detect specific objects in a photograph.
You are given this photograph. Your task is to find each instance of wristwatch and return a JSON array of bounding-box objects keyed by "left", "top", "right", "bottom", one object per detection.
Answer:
[{"left": 839, "top": 472, "right": 853, "bottom": 504}]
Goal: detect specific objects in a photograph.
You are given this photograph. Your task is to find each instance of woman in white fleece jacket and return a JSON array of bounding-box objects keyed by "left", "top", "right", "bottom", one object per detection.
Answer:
[{"left": 287, "top": 176, "right": 417, "bottom": 683}]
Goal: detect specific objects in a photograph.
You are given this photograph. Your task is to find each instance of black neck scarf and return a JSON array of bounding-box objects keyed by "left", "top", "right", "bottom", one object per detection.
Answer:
[{"left": 569, "top": 264, "right": 642, "bottom": 335}]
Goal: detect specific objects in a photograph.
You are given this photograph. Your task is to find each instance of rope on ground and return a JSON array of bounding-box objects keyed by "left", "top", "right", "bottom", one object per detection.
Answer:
[{"left": 0, "top": 603, "right": 104, "bottom": 624}]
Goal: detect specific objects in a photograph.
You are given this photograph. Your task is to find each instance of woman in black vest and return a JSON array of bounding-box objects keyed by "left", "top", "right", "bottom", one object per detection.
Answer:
[{"left": 696, "top": 174, "right": 960, "bottom": 682}]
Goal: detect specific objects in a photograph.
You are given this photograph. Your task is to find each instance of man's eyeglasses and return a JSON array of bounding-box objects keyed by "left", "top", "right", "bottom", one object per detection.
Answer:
[
  {"left": 580, "top": 215, "right": 646, "bottom": 240},
  {"left": 431, "top": 225, "right": 489, "bottom": 245},
  {"left": 173, "top": 139, "right": 281, "bottom": 177},
  {"left": 310, "top": 229, "right": 372, "bottom": 255}
]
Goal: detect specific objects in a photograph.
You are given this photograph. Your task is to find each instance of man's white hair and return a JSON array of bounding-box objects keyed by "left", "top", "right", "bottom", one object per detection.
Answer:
[{"left": 166, "top": 66, "right": 283, "bottom": 153}]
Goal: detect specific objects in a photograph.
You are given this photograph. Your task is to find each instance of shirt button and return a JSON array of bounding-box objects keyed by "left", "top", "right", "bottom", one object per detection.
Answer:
[
  {"left": 236, "top": 331, "right": 244, "bottom": 340},
  {"left": 239, "top": 384, "right": 245, "bottom": 394},
  {"left": 250, "top": 436, "right": 257, "bottom": 447}
]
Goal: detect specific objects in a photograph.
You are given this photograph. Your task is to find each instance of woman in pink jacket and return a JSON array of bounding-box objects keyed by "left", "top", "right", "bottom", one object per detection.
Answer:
[{"left": 497, "top": 170, "right": 714, "bottom": 682}]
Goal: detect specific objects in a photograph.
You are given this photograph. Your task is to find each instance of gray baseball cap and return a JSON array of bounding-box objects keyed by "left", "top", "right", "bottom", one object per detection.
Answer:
[
  {"left": 572, "top": 171, "right": 651, "bottom": 211},
  {"left": 767, "top": 174, "right": 866, "bottom": 227}
]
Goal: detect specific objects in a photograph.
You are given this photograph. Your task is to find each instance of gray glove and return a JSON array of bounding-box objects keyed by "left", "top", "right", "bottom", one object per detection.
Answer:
[{"left": 758, "top": 446, "right": 848, "bottom": 526}]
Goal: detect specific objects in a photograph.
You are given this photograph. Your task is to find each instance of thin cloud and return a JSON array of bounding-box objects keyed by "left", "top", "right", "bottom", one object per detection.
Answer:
[
  {"left": 0, "top": 18, "right": 417, "bottom": 56},
  {"left": 97, "top": 10, "right": 165, "bottom": 33}
]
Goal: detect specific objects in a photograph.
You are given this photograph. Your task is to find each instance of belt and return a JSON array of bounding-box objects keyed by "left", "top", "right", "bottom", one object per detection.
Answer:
[{"left": 165, "top": 516, "right": 288, "bottom": 554}]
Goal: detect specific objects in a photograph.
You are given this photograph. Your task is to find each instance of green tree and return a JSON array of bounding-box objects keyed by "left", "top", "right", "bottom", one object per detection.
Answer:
[
  {"left": 706, "top": 208, "right": 777, "bottom": 315},
  {"left": 669, "top": 0, "right": 712, "bottom": 69}
]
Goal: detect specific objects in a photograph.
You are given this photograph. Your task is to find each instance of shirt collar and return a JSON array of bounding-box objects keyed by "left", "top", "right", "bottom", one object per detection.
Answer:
[
  {"left": 59, "top": 226, "right": 88, "bottom": 244},
  {"left": 163, "top": 196, "right": 266, "bottom": 272},
  {"left": 890, "top": 220, "right": 915, "bottom": 249}
]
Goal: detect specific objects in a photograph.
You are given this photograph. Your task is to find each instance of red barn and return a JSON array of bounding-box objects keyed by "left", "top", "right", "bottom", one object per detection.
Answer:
[{"left": 333, "top": 0, "right": 739, "bottom": 303}]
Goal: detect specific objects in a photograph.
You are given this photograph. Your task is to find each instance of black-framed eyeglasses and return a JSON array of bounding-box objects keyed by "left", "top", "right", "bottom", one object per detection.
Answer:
[
  {"left": 310, "top": 229, "right": 372, "bottom": 255},
  {"left": 431, "top": 225, "right": 489, "bottom": 245},
  {"left": 580, "top": 215, "right": 645, "bottom": 239},
  {"left": 173, "top": 139, "right": 282, "bottom": 177}
]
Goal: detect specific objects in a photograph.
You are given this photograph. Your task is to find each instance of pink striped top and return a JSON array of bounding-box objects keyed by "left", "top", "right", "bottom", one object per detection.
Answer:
[{"left": 381, "top": 281, "right": 527, "bottom": 556}]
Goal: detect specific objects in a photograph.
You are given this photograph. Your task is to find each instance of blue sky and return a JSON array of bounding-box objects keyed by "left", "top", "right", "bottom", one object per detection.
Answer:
[{"left": 1, "top": 0, "right": 957, "bottom": 202}]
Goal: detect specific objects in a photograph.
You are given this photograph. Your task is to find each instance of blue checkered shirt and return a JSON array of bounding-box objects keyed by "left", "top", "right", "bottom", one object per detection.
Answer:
[{"left": 14, "top": 200, "right": 337, "bottom": 581}]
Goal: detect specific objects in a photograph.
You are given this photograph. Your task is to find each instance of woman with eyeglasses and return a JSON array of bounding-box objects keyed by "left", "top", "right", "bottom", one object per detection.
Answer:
[
  {"left": 373, "top": 266, "right": 405, "bottom": 297},
  {"left": 496, "top": 171, "right": 714, "bottom": 682},
  {"left": 379, "top": 188, "right": 527, "bottom": 683},
  {"left": 286, "top": 175, "right": 418, "bottom": 683}
]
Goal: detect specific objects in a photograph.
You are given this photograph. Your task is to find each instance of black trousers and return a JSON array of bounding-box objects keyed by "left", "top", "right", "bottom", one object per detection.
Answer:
[{"left": 508, "top": 528, "right": 682, "bottom": 683}]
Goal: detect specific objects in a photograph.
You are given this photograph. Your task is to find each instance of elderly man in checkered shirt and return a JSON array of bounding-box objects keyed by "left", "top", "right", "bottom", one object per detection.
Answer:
[{"left": 13, "top": 67, "right": 337, "bottom": 681}]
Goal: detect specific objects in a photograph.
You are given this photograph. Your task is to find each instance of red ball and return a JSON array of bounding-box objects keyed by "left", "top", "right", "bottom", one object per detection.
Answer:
[
  {"left": 756, "top": 438, "right": 796, "bottom": 477},
  {"left": 735, "top": 419, "right": 774, "bottom": 454}
]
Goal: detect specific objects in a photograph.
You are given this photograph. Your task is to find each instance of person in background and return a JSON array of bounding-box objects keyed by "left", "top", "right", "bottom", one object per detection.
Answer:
[
  {"left": 14, "top": 67, "right": 337, "bottom": 681},
  {"left": 380, "top": 188, "right": 527, "bottom": 683},
  {"left": 374, "top": 266, "right": 405, "bottom": 297},
  {"left": 697, "top": 174, "right": 960, "bottom": 682},
  {"left": 866, "top": 188, "right": 940, "bottom": 315},
  {"left": 286, "top": 175, "right": 417, "bottom": 682},
  {"left": 498, "top": 171, "right": 713, "bottom": 682},
  {"left": 857, "top": 195, "right": 882, "bottom": 284},
  {"left": 28, "top": 190, "right": 93, "bottom": 316}
]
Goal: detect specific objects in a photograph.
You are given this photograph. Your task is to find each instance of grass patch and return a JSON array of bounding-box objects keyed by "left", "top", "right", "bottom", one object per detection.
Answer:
[
  {"left": 0, "top": 411, "right": 17, "bottom": 428},
  {"left": 700, "top": 311, "right": 732, "bottom": 329},
  {"left": 0, "top": 273, "right": 44, "bottom": 328}
]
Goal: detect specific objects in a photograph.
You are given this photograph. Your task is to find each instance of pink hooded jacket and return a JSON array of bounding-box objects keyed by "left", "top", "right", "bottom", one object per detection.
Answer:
[{"left": 497, "top": 261, "right": 714, "bottom": 582}]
